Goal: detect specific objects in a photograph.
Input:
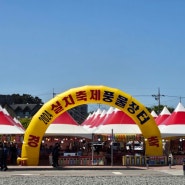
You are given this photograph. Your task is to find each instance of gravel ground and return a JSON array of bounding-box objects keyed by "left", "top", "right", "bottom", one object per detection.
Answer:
[{"left": 0, "top": 176, "right": 185, "bottom": 185}]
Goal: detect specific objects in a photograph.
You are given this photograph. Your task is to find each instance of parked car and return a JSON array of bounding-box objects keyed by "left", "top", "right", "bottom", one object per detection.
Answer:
[{"left": 126, "top": 141, "right": 143, "bottom": 151}]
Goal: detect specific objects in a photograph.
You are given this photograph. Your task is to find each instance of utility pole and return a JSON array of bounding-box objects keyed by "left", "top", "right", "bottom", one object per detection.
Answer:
[
  {"left": 52, "top": 88, "right": 57, "bottom": 98},
  {"left": 152, "top": 88, "right": 165, "bottom": 114}
]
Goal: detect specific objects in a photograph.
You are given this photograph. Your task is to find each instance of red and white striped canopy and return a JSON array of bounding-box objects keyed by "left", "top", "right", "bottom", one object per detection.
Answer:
[
  {"left": 156, "top": 107, "right": 171, "bottom": 126},
  {"left": 0, "top": 106, "right": 24, "bottom": 134},
  {"left": 45, "top": 111, "right": 91, "bottom": 138},
  {"left": 151, "top": 110, "right": 158, "bottom": 119},
  {"left": 94, "top": 108, "right": 141, "bottom": 134},
  {"left": 160, "top": 102, "right": 185, "bottom": 137}
]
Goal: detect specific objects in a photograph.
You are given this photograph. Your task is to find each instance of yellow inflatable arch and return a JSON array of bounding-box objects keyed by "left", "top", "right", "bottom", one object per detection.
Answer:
[{"left": 19, "top": 85, "right": 163, "bottom": 166}]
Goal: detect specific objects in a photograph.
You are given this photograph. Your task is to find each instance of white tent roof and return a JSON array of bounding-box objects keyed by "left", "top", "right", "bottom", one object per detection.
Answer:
[
  {"left": 156, "top": 106, "right": 171, "bottom": 133},
  {"left": 0, "top": 106, "right": 24, "bottom": 134},
  {"left": 0, "top": 125, "right": 24, "bottom": 134},
  {"left": 160, "top": 102, "right": 185, "bottom": 137},
  {"left": 94, "top": 124, "right": 141, "bottom": 134},
  {"left": 45, "top": 124, "right": 92, "bottom": 138},
  {"left": 151, "top": 110, "right": 158, "bottom": 119}
]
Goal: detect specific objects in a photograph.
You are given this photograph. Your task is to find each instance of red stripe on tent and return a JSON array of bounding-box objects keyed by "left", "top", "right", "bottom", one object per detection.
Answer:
[
  {"left": 52, "top": 111, "right": 78, "bottom": 125},
  {"left": 0, "top": 112, "right": 15, "bottom": 126},
  {"left": 103, "top": 110, "right": 135, "bottom": 125}
]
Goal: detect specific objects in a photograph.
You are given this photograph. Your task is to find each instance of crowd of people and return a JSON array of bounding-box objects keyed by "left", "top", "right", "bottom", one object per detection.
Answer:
[{"left": 0, "top": 142, "right": 20, "bottom": 171}]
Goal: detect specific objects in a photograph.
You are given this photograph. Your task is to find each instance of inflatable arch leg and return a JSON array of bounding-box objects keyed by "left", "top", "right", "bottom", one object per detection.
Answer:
[{"left": 19, "top": 85, "right": 162, "bottom": 166}]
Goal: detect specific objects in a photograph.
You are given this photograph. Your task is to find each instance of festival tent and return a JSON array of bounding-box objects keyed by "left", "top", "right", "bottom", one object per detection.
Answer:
[
  {"left": 82, "top": 108, "right": 115, "bottom": 131},
  {"left": 160, "top": 102, "right": 185, "bottom": 137},
  {"left": 45, "top": 111, "right": 92, "bottom": 138},
  {"left": 97, "top": 107, "right": 114, "bottom": 125},
  {"left": 88, "top": 109, "right": 107, "bottom": 131},
  {"left": 13, "top": 117, "right": 26, "bottom": 133},
  {"left": 155, "top": 106, "right": 171, "bottom": 133},
  {"left": 151, "top": 110, "right": 158, "bottom": 119},
  {"left": 90, "top": 107, "right": 114, "bottom": 131},
  {"left": 0, "top": 106, "right": 24, "bottom": 134},
  {"left": 81, "top": 112, "right": 93, "bottom": 126},
  {"left": 2, "top": 107, "right": 25, "bottom": 133},
  {"left": 85, "top": 108, "right": 102, "bottom": 130},
  {"left": 81, "top": 110, "right": 97, "bottom": 129},
  {"left": 156, "top": 107, "right": 171, "bottom": 125},
  {"left": 51, "top": 111, "right": 79, "bottom": 126},
  {"left": 94, "top": 108, "right": 141, "bottom": 134},
  {"left": 81, "top": 112, "right": 93, "bottom": 132}
]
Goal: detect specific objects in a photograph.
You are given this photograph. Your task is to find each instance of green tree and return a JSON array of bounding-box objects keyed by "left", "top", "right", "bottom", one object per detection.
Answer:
[
  {"left": 19, "top": 118, "right": 31, "bottom": 129},
  {"left": 11, "top": 94, "right": 43, "bottom": 104}
]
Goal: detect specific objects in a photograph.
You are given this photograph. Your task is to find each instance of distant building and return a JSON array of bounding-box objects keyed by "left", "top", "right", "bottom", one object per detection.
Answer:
[
  {"left": 0, "top": 95, "right": 88, "bottom": 123},
  {"left": 7, "top": 104, "right": 87, "bottom": 124},
  {"left": 7, "top": 104, "right": 43, "bottom": 119},
  {"left": 68, "top": 104, "right": 88, "bottom": 124}
]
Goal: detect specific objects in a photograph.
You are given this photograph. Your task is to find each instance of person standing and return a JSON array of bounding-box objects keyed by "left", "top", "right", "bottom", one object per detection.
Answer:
[
  {"left": 2, "top": 142, "right": 8, "bottom": 171},
  {"left": 0, "top": 142, "right": 4, "bottom": 170},
  {"left": 52, "top": 143, "right": 60, "bottom": 167},
  {"left": 10, "top": 143, "right": 18, "bottom": 165},
  {"left": 0, "top": 142, "right": 8, "bottom": 171}
]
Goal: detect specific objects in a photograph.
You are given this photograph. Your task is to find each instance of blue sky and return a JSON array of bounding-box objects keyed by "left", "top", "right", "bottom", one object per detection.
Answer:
[{"left": 1, "top": 1, "right": 185, "bottom": 111}]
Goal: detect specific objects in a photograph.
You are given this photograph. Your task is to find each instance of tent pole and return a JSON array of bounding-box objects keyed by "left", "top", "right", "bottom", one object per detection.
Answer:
[
  {"left": 91, "top": 133, "right": 94, "bottom": 165},
  {"left": 111, "top": 129, "right": 114, "bottom": 166}
]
